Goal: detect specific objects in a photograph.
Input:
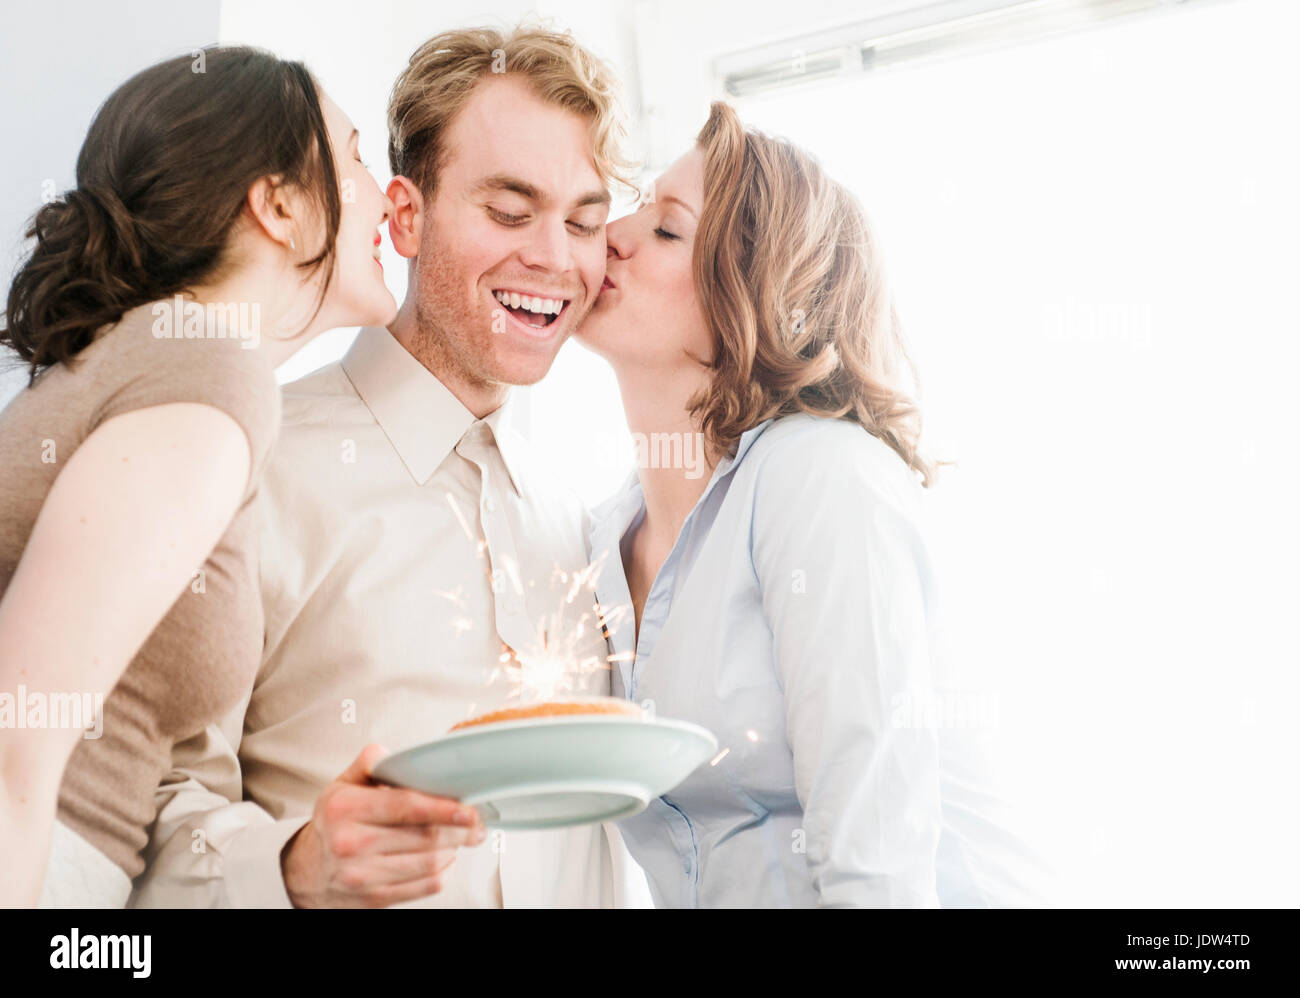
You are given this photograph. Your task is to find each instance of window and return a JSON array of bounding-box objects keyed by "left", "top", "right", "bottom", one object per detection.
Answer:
[{"left": 729, "top": 0, "right": 1299, "bottom": 905}]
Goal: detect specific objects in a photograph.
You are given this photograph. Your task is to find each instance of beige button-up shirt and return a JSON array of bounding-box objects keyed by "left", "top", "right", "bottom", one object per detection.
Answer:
[{"left": 128, "top": 325, "right": 651, "bottom": 908}]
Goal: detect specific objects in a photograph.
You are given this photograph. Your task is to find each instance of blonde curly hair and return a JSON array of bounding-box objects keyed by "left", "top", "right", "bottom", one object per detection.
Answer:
[
  {"left": 690, "top": 102, "right": 937, "bottom": 486},
  {"left": 387, "top": 24, "right": 635, "bottom": 198}
]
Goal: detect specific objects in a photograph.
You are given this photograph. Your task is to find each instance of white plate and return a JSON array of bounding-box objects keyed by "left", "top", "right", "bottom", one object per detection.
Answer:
[{"left": 372, "top": 714, "right": 718, "bottom": 830}]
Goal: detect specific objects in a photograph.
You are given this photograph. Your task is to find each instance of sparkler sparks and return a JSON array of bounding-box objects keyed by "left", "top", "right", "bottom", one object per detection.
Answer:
[
  {"left": 595, "top": 599, "right": 633, "bottom": 636},
  {"left": 492, "top": 609, "right": 611, "bottom": 701},
  {"left": 439, "top": 500, "right": 633, "bottom": 704},
  {"left": 432, "top": 586, "right": 468, "bottom": 609},
  {"left": 474, "top": 550, "right": 629, "bottom": 703}
]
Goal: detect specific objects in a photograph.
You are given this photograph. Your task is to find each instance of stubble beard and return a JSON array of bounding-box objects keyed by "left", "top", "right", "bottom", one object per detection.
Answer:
[
  {"left": 407, "top": 240, "right": 500, "bottom": 398},
  {"left": 410, "top": 295, "right": 498, "bottom": 397}
]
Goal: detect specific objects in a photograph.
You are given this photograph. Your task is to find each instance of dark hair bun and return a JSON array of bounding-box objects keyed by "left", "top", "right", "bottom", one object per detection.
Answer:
[
  {"left": 63, "top": 185, "right": 147, "bottom": 282},
  {"left": 6, "top": 185, "right": 151, "bottom": 367},
  {"left": 2, "top": 46, "right": 340, "bottom": 381}
]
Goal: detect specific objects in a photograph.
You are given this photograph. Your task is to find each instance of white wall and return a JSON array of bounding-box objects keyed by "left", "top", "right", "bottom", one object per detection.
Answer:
[{"left": 0, "top": 0, "right": 221, "bottom": 404}]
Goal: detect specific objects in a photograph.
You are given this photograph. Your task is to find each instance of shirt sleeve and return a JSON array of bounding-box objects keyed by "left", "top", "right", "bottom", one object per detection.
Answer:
[
  {"left": 88, "top": 324, "right": 282, "bottom": 501},
  {"left": 128, "top": 701, "right": 306, "bottom": 909},
  {"left": 750, "top": 421, "right": 942, "bottom": 907}
]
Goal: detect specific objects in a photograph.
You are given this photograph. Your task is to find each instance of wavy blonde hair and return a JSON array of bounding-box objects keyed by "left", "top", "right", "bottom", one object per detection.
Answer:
[
  {"left": 690, "top": 102, "right": 937, "bottom": 486},
  {"left": 387, "top": 24, "right": 635, "bottom": 198}
]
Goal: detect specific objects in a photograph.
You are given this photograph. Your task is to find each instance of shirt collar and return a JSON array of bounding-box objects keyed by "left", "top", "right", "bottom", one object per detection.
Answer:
[
  {"left": 715, "top": 418, "right": 775, "bottom": 479},
  {"left": 481, "top": 396, "right": 526, "bottom": 496},
  {"left": 340, "top": 326, "right": 524, "bottom": 494}
]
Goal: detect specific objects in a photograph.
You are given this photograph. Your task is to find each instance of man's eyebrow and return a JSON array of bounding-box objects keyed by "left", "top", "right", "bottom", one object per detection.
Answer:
[
  {"left": 660, "top": 194, "right": 698, "bottom": 219},
  {"left": 472, "top": 174, "right": 539, "bottom": 199},
  {"left": 573, "top": 189, "right": 612, "bottom": 209},
  {"left": 471, "top": 174, "right": 611, "bottom": 210}
]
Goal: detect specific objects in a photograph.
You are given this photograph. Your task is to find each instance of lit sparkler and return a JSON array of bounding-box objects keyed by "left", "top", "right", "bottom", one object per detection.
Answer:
[
  {"left": 491, "top": 551, "right": 630, "bottom": 702},
  {"left": 442, "top": 497, "right": 634, "bottom": 704}
]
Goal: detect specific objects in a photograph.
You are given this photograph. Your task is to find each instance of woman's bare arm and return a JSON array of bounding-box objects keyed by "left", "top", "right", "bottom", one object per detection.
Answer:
[{"left": 0, "top": 402, "right": 251, "bottom": 905}]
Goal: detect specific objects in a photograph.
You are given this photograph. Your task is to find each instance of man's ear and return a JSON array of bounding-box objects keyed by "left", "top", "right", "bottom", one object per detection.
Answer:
[
  {"left": 387, "top": 176, "right": 424, "bottom": 259},
  {"left": 244, "top": 175, "right": 297, "bottom": 250}
]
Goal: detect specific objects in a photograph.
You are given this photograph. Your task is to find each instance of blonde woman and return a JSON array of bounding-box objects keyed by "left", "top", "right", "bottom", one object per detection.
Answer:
[{"left": 580, "top": 103, "right": 1026, "bottom": 907}]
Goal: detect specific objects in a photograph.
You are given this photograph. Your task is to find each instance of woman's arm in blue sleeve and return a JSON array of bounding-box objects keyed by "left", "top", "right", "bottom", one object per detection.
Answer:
[{"left": 751, "top": 423, "right": 942, "bottom": 907}]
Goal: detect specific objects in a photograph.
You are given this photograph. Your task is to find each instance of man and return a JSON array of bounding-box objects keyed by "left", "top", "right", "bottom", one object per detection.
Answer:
[{"left": 129, "top": 25, "right": 650, "bottom": 908}]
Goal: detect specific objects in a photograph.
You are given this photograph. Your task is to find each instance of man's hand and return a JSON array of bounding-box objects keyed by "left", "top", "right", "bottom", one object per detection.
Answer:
[{"left": 281, "top": 743, "right": 487, "bottom": 908}]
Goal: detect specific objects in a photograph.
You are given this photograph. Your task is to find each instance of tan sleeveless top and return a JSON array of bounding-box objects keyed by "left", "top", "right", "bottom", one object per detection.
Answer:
[{"left": 0, "top": 300, "right": 280, "bottom": 877}]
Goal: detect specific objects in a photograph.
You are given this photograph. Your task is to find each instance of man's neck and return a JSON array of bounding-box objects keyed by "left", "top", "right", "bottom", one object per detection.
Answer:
[{"left": 388, "top": 305, "right": 508, "bottom": 420}]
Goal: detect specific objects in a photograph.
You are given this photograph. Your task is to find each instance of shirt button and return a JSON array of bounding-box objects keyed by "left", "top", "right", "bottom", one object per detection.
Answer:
[{"left": 484, "top": 497, "right": 498, "bottom": 514}]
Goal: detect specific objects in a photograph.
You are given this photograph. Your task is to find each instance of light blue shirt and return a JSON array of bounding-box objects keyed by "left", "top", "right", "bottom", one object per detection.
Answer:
[{"left": 588, "top": 413, "right": 1048, "bottom": 908}]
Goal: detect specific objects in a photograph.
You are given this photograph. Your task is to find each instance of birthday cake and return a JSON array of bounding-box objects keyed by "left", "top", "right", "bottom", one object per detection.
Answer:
[{"left": 449, "top": 696, "right": 645, "bottom": 732}]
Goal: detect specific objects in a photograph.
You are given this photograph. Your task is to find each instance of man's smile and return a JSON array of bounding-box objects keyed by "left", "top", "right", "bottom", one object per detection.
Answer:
[{"left": 490, "top": 286, "right": 573, "bottom": 337}]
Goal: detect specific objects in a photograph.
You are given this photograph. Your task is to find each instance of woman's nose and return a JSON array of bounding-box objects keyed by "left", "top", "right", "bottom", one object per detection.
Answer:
[{"left": 606, "top": 216, "right": 631, "bottom": 259}]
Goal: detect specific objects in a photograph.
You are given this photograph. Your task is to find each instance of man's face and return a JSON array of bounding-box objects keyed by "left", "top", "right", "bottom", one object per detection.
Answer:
[{"left": 411, "top": 74, "right": 610, "bottom": 390}]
